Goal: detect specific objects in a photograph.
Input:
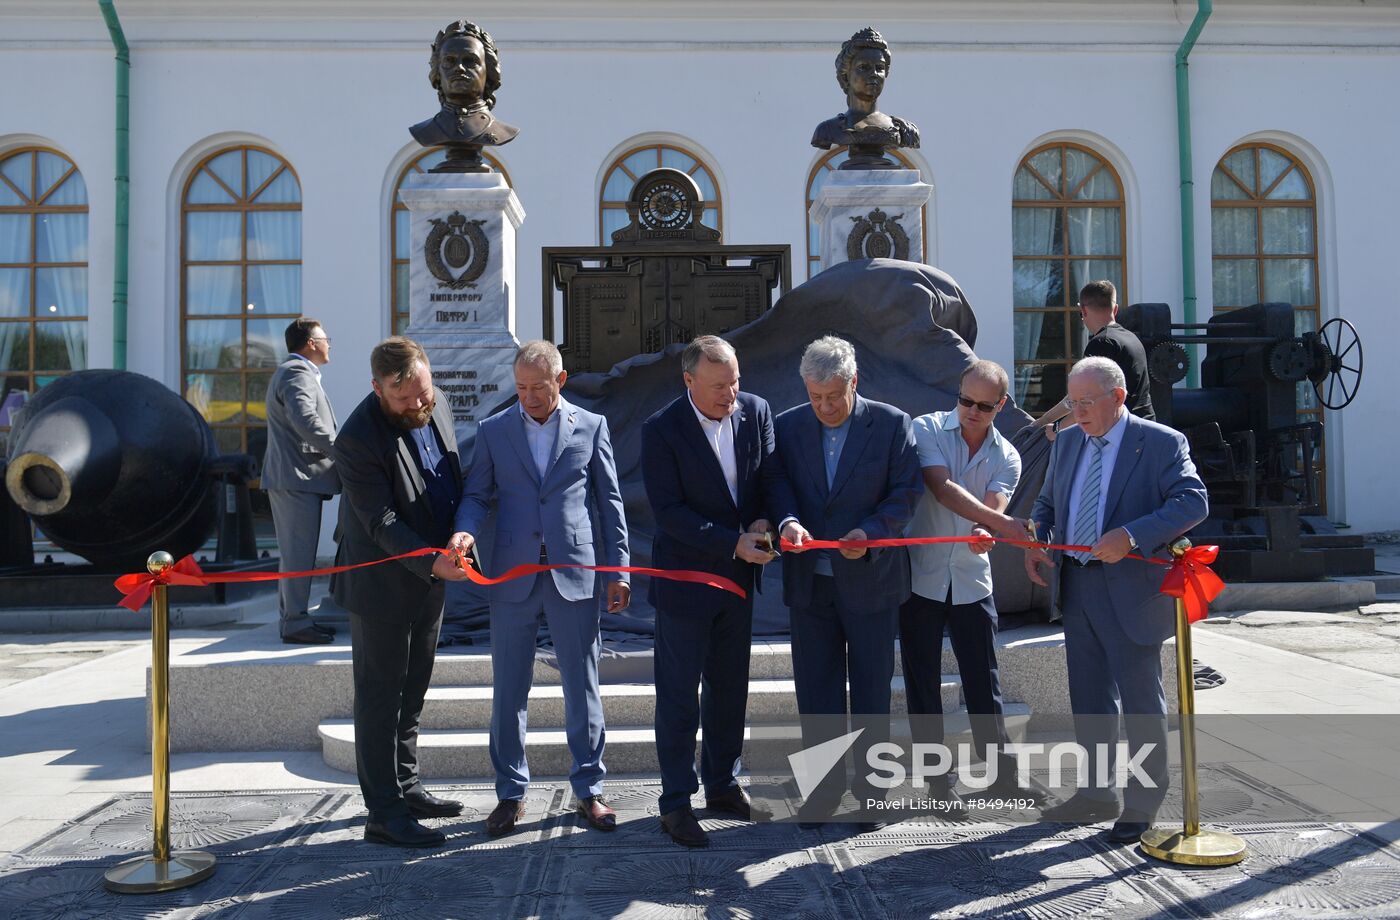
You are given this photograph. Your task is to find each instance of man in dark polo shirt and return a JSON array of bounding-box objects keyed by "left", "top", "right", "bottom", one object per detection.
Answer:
[{"left": 1033, "top": 280, "right": 1154, "bottom": 436}]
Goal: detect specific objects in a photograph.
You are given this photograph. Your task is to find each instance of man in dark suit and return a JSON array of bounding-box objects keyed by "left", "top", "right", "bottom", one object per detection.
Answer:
[
  {"left": 1026, "top": 356, "right": 1207, "bottom": 844},
  {"left": 767, "top": 336, "right": 922, "bottom": 829},
  {"left": 1033, "top": 280, "right": 1155, "bottom": 436},
  {"left": 641, "top": 335, "right": 779, "bottom": 848},
  {"left": 331, "top": 336, "right": 471, "bottom": 848},
  {"left": 449, "top": 341, "right": 630, "bottom": 838},
  {"left": 263, "top": 318, "right": 339, "bottom": 645}
]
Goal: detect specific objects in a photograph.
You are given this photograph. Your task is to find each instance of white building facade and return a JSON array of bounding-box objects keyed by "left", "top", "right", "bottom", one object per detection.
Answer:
[{"left": 4, "top": 0, "right": 1399, "bottom": 544}]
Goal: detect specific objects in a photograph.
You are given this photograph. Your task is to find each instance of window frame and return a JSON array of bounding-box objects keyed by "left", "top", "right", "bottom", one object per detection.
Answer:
[
  {"left": 1010, "top": 141, "right": 1128, "bottom": 414},
  {"left": 179, "top": 144, "right": 302, "bottom": 456},
  {"left": 1210, "top": 141, "right": 1325, "bottom": 507},
  {"left": 0, "top": 145, "right": 89, "bottom": 439}
]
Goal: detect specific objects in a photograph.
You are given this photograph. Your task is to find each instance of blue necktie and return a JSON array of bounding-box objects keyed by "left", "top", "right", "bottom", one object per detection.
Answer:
[{"left": 1073, "top": 436, "right": 1110, "bottom": 562}]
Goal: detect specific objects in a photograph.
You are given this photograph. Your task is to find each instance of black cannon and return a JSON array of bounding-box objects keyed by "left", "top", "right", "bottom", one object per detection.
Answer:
[
  {"left": 1119, "top": 302, "right": 1369, "bottom": 580},
  {"left": 3, "top": 370, "right": 259, "bottom": 574}
]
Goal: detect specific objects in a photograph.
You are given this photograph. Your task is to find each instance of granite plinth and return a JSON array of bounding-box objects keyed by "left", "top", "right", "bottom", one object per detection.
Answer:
[
  {"left": 399, "top": 171, "right": 524, "bottom": 443},
  {"left": 809, "top": 168, "right": 931, "bottom": 269}
]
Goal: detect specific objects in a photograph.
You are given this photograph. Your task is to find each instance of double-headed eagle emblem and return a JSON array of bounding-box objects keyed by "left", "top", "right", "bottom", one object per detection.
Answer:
[{"left": 425, "top": 211, "right": 489, "bottom": 289}]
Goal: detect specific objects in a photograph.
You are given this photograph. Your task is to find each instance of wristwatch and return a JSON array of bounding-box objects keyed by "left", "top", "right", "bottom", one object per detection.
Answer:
[{"left": 1125, "top": 530, "right": 1138, "bottom": 550}]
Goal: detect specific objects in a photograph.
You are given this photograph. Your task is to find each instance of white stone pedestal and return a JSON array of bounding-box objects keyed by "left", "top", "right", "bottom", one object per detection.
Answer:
[
  {"left": 398, "top": 172, "right": 525, "bottom": 445},
  {"left": 808, "top": 168, "right": 932, "bottom": 270}
]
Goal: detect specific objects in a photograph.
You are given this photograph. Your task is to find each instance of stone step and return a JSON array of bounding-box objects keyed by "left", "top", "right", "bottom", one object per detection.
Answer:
[
  {"left": 420, "top": 675, "right": 962, "bottom": 730},
  {"left": 320, "top": 705, "right": 1033, "bottom": 778},
  {"left": 167, "top": 626, "right": 1132, "bottom": 753}
]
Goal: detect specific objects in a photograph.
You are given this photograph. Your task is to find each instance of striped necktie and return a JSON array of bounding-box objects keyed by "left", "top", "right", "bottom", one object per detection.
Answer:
[{"left": 1073, "top": 436, "right": 1110, "bottom": 562}]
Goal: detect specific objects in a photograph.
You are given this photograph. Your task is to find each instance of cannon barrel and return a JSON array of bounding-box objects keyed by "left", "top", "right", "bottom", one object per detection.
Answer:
[{"left": 4, "top": 370, "right": 243, "bottom": 572}]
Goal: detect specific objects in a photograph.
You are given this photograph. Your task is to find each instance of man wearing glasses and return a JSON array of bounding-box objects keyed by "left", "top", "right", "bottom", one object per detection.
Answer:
[
  {"left": 1033, "top": 280, "right": 1154, "bottom": 439},
  {"left": 1025, "top": 356, "right": 1206, "bottom": 844},
  {"left": 263, "top": 318, "right": 339, "bottom": 645},
  {"left": 901, "top": 360, "right": 1044, "bottom": 814}
]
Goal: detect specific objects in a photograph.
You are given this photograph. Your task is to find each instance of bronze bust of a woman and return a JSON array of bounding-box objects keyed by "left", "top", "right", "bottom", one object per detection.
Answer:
[
  {"left": 811, "top": 27, "right": 919, "bottom": 170},
  {"left": 410, "top": 20, "right": 519, "bottom": 173}
]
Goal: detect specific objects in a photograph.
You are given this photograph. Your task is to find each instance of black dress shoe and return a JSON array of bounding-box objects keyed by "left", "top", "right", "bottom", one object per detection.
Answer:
[
  {"left": 925, "top": 780, "right": 971, "bottom": 822},
  {"left": 405, "top": 790, "right": 464, "bottom": 818},
  {"left": 659, "top": 807, "right": 709, "bottom": 847},
  {"left": 312, "top": 622, "right": 337, "bottom": 636},
  {"left": 1108, "top": 819, "right": 1151, "bottom": 844},
  {"left": 282, "top": 626, "right": 332, "bottom": 645},
  {"left": 364, "top": 814, "right": 445, "bottom": 848},
  {"left": 1040, "top": 794, "right": 1120, "bottom": 824},
  {"left": 705, "top": 787, "right": 772, "bottom": 822},
  {"left": 984, "top": 774, "right": 1052, "bottom": 807},
  {"left": 486, "top": 799, "right": 526, "bottom": 838}
]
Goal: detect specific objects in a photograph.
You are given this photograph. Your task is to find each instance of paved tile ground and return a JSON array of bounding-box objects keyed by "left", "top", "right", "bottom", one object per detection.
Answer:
[{"left": 4, "top": 780, "right": 1400, "bottom": 919}]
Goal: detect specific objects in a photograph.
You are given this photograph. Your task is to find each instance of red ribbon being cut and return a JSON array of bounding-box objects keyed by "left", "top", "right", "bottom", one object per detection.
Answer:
[
  {"left": 116, "top": 535, "right": 1223, "bottom": 622},
  {"left": 779, "top": 534, "right": 1224, "bottom": 622},
  {"left": 114, "top": 547, "right": 747, "bottom": 613}
]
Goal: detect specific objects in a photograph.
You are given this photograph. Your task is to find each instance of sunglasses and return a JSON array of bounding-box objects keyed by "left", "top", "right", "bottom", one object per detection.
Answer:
[{"left": 957, "top": 394, "right": 1000, "bottom": 414}]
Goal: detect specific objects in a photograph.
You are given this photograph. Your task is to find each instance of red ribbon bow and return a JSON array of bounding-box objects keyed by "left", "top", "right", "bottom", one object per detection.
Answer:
[
  {"left": 1157, "top": 544, "right": 1224, "bottom": 623},
  {"left": 114, "top": 555, "right": 212, "bottom": 612}
]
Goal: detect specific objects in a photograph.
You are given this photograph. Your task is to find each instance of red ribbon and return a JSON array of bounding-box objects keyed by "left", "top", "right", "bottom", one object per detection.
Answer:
[
  {"left": 114, "top": 548, "right": 747, "bottom": 612},
  {"left": 117, "top": 536, "right": 1224, "bottom": 623},
  {"left": 1153, "top": 543, "right": 1225, "bottom": 624},
  {"left": 780, "top": 534, "right": 1223, "bottom": 622}
]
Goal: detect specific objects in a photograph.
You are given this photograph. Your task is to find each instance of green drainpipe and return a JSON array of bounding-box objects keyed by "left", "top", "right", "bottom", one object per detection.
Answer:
[
  {"left": 1176, "top": 0, "right": 1211, "bottom": 386},
  {"left": 99, "top": 0, "right": 129, "bottom": 371}
]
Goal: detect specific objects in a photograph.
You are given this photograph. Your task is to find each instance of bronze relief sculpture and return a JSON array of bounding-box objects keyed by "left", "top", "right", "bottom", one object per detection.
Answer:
[
  {"left": 410, "top": 20, "right": 519, "bottom": 173},
  {"left": 811, "top": 27, "right": 920, "bottom": 169}
]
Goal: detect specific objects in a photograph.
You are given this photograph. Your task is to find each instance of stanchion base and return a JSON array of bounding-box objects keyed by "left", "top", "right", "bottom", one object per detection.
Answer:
[
  {"left": 1139, "top": 827, "right": 1248, "bottom": 866},
  {"left": 103, "top": 850, "right": 217, "bottom": 893}
]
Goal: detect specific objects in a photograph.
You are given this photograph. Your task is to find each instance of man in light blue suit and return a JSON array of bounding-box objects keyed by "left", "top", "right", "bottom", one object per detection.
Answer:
[
  {"left": 449, "top": 341, "right": 630, "bottom": 838},
  {"left": 767, "top": 336, "right": 922, "bottom": 829},
  {"left": 1025, "top": 356, "right": 1207, "bottom": 845}
]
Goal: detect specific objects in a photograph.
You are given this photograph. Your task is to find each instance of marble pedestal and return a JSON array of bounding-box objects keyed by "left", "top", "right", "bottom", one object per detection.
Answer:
[
  {"left": 809, "top": 168, "right": 932, "bottom": 270},
  {"left": 398, "top": 171, "right": 525, "bottom": 445}
]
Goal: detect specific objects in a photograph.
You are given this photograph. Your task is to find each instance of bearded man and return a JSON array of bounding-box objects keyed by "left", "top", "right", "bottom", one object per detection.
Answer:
[{"left": 331, "top": 336, "right": 471, "bottom": 849}]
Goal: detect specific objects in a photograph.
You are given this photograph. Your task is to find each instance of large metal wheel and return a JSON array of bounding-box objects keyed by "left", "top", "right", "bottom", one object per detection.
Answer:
[{"left": 1313, "top": 317, "right": 1363, "bottom": 409}]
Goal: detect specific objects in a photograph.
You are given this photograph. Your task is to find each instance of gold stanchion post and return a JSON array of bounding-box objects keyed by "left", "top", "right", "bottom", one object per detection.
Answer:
[
  {"left": 1138, "top": 539, "right": 1247, "bottom": 866},
  {"left": 104, "top": 552, "right": 217, "bottom": 893}
]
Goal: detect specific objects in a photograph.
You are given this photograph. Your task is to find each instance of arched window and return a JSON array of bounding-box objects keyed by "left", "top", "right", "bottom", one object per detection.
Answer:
[
  {"left": 1011, "top": 142, "right": 1127, "bottom": 415},
  {"left": 1211, "top": 143, "right": 1325, "bottom": 497},
  {"left": 805, "top": 147, "right": 926, "bottom": 278},
  {"left": 181, "top": 145, "right": 300, "bottom": 458},
  {"left": 599, "top": 143, "right": 721, "bottom": 243},
  {"left": 0, "top": 147, "right": 88, "bottom": 445},
  {"left": 390, "top": 147, "right": 511, "bottom": 334}
]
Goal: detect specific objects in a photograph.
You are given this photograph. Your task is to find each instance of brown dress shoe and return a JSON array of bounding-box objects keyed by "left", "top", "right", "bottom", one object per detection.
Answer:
[
  {"left": 575, "top": 795, "right": 617, "bottom": 831},
  {"left": 705, "top": 787, "right": 772, "bottom": 822},
  {"left": 659, "top": 807, "right": 709, "bottom": 848},
  {"left": 486, "top": 799, "right": 526, "bottom": 837}
]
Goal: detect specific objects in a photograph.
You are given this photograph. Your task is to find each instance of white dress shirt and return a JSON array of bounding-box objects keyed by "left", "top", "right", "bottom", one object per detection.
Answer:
[
  {"left": 519, "top": 403, "right": 560, "bottom": 481},
  {"left": 1066, "top": 410, "right": 1131, "bottom": 546},
  {"left": 688, "top": 392, "right": 738, "bottom": 504}
]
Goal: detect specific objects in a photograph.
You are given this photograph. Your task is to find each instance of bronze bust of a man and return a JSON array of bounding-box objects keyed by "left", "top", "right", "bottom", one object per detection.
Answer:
[
  {"left": 811, "top": 27, "right": 919, "bottom": 170},
  {"left": 410, "top": 20, "right": 519, "bottom": 173}
]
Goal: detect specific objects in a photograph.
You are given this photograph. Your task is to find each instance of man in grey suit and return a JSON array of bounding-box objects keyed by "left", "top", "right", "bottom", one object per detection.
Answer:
[
  {"left": 263, "top": 318, "right": 339, "bottom": 645},
  {"left": 333, "top": 337, "right": 471, "bottom": 848},
  {"left": 1025, "top": 356, "right": 1207, "bottom": 844},
  {"left": 448, "top": 341, "right": 630, "bottom": 838},
  {"left": 766, "top": 336, "right": 922, "bottom": 829}
]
